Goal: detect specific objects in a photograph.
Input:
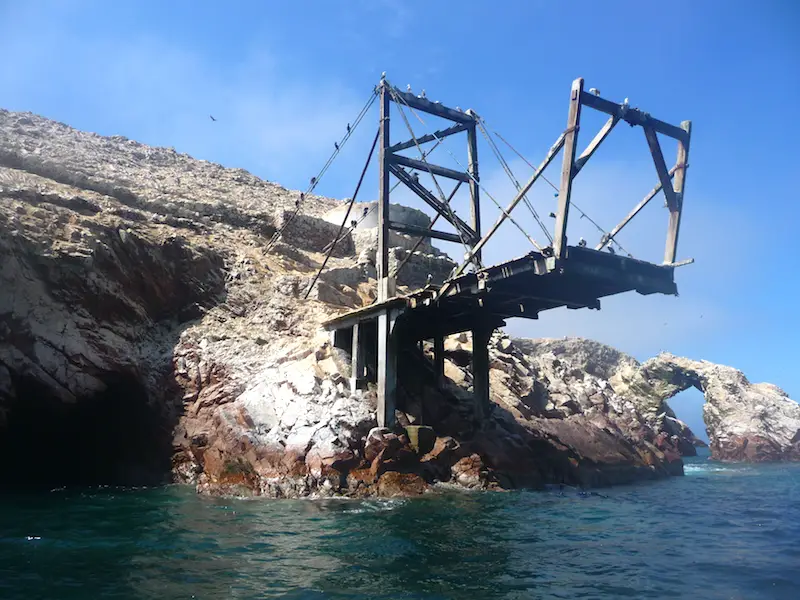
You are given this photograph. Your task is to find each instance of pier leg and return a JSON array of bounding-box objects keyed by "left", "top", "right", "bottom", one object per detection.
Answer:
[
  {"left": 377, "top": 309, "right": 398, "bottom": 428},
  {"left": 350, "top": 322, "right": 366, "bottom": 394},
  {"left": 434, "top": 335, "right": 445, "bottom": 387},
  {"left": 472, "top": 327, "right": 492, "bottom": 418}
]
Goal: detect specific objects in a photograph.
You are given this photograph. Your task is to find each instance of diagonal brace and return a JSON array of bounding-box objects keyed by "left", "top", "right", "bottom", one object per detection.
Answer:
[
  {"left": 643, "top": 126, "right": 678, "bottom": 210},
  {"left": 389, "top": 164, "right": 478, "bottom": 243}
]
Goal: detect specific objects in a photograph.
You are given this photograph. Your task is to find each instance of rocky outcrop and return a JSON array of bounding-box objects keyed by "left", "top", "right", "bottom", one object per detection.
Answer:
[
  {"left": 619, "top": 354, "right": 800, "bottom": 462},
  {"left": 1, "top": 108, "right": 797, "bottom": 495}
]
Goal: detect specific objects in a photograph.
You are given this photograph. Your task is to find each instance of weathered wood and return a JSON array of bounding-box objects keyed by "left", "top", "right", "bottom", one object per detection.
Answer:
[
  {"left": 553, "top": 78, "right": 584, "bottom": 259},
  {"left": 390, "top": 154, "right": 471, "bottom": 183},
  {"left": 378, "top": 83, "right": 392, "bottom": 302},
  {"left": 439, "top": 131, "right": 567, "bottom": 292},
  {"left": 388, "top": 123, "right": 468, "bottom": 153},
  {"left": 665, "top": 121, "right": 692, "bottom": 264},
  {"left": 573, "top": 115, "right": 618, "bottom": 177},
  {"left": 392, "top": 182, "right": 462, "bottom": 278},
  {"left": 467, "top": 121, "right": 482, "bottom": 263},
  {"left": 434, "top": 335, "right": 444, "bottom": 385},
  {"left": 389, "top": 87, "right": 475, "bottom": 124},
  {"left": 377, "top": 309, "right": 398, "bottom": 428},
  {"left": 580, "top": 92, "right": 689, "bottom": 143},
  {"left": 388, "top": 221, "right": 463, "bottom": 244},
  {"left": 472, "top": 327, "right": 492, "bottom": 418},
  {"left": 350, "top": 322, "right": 365, "bottom": 394},
  {"left": 389, "top": 164, "right": 477, "bottom": 243},
  {"left": 643, "top": 126, "right": 678, "bottom": 211},
  {"left": 595, "top": 163, "right": 682, "bottom": 250}
]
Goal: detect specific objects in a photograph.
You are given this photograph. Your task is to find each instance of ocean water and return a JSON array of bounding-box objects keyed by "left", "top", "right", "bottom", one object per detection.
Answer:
[{"left": 1, "top": 450, "right": 799, "bottom": 600}]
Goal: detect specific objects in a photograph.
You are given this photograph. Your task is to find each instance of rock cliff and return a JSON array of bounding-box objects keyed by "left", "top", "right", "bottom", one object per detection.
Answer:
[{"left": 1, "top": 109, "right": 797, "bottom": 495}]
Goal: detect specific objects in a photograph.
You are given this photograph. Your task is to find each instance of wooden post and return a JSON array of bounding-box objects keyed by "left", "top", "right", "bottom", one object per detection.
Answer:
[
  {"left": 472, "top": 327, "right": 492, "bottom": 419},
  {"left": 467, "top": 121, "right": 481, "bottom": 265},
  {"left": 377, "top": 309, "right": 397, "bottom": 428},
  {"left": 377, "top": 82, "right": 392, "bottom": 302},
  {"left": 434, "top": 335, "right": 445, "bottom": 386},
  {"left": 350, "top": 322, "right": 365, "bottom": 394},
  {"left": 553, "top": 77, "right": 584, "bottom": 259},
  {"left": 665, "top": 121, "right": 691, "bottom": 264}
]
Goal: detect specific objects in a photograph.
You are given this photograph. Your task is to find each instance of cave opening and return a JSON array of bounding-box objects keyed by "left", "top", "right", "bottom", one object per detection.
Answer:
[
  {"left": 664, "top": 387, "right": 709, "bottom": 450},
  {"left": 0, "top": 373, "right": 176, "bottom": 490}
]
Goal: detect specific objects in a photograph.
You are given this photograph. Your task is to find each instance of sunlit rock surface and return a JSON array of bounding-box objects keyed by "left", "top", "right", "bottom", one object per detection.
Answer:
[{"left": 1, "top": 108, "right": 796, "bottom": 496}]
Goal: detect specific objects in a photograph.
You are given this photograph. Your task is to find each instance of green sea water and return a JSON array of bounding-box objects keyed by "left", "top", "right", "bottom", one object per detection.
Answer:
[{"left": 2, "top": 450, "right": 799, "bottom": 599}]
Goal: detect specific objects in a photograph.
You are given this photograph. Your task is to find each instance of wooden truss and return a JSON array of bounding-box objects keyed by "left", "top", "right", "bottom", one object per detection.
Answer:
[{"left": 376, "top": 81, "right": 482, "bottom": 302}]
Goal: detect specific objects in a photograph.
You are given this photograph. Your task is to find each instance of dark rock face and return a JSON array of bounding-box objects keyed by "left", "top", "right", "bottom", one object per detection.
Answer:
[{"left": 2, "top": 108, "right": 798, "bottom": 497}]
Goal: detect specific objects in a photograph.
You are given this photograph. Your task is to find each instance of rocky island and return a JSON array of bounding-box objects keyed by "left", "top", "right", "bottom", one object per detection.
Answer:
[{"left": 2, "top": 109, "right": 799, "bottom": 496}]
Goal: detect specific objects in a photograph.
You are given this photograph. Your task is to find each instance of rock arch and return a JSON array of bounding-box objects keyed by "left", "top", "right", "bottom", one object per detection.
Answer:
[{"left": 620, "top": 354, "right": 800, "bottom": 462}]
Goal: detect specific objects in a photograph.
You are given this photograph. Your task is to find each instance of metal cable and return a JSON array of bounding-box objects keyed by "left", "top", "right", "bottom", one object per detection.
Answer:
[
  {"left": 304, "top": 128, "right": 381, "bottom": 299},
  {"left": 476, "top": 118, "right": 552, "bottom": 245},
  {"left": 492, "top": 129, "right": 633, "bottom": 257},
  {"left": 388, "top": 85, "right": 542, "bottom": 253},
  {"left": 264, "top": 90, "right": 378, "bottom": 254}
]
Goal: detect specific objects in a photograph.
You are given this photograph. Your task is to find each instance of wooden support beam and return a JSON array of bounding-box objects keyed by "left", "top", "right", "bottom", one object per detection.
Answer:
[
  {"left": 580, "top": 92, "right": 689, "bottom": 143},
  {"left": 553, "top": 77, "right": 584, "bottom": 259},
  {"left": 350, "top": 322, "right": 365, "bottom": 394},
  {"left": 439, "top": 131, "right": 567, "bottom": 293},
  {"left": 388, "top": 123, "right": 468, "bottom": 153},
  {"left": 392, "top": 181, "right": 462, "bottom": 279},
  {"left": 389, "top": 164, "right": 478, "bottom": 243},
  {"left": 434, "top": 335, "right": 444, "bottom": 386},
  {"left": 665, "top": 121, "right": 692, "bottom": 264},
  {"left": 643, "top": 126, "right": 678, "bottom": 211},
  {"left": 573, "top": 115, "right": 618, "bottom": 177},
  {"left": 390, "top": 154, "right": 471, "bottom": 183},
  {"left": 377, "top": 83, "right": 392, "bottom": 302},
  {"left": 467, "top": 121, "right": 482, "bottom": 264},
  {"left": 472, "top": 327, "right": 492, "bottom": 419},
  {"left": 388, "top": 87, "right": 475, "bottom": 124},
  {"left": 595, "top": 163, "right": 682, "bottom": 250},
  {"left": 377, "top": 309, "right": 398, "bottom": 428},
  {"left": 388, "top": 221, "right": 464, "bottom": 244}
]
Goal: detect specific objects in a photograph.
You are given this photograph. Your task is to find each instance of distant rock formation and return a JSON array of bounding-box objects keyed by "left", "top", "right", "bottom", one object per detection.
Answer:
[{"left": 1, "top": 108, "right": 797, "bottom": 496}]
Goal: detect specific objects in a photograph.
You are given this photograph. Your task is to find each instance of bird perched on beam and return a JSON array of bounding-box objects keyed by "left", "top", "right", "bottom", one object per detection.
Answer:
[
  {"left": 419, "top": 89, "right": 426, "bottom": 99},
  {"left": 334, "top": 142, "right": 339, "bottom": 150},
  {"left": 426, "top": 273, "right": 433, "bottom": 285},
  {"left": 607, "top": 246, "right": 616, "bottom": 255},
  {"left": 407, "top": 84, "right": 412, "bottom": 93},
  {"left": 209, "top": 115, "right": 217, "bottom": 122},
  {"left": 589, "top": 88, "right": 601, "bottom": 96},
  {"left": 578, "top": 237, "right": 587, "bottom": 247}
]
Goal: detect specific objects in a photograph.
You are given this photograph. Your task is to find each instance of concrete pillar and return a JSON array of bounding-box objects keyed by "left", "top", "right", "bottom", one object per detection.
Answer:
[
  {"left": 377, "top": 309, "right": 397, "bottom": 428},
  {"left": 472, "top": 327, "right": 492, "bottom": 418}
]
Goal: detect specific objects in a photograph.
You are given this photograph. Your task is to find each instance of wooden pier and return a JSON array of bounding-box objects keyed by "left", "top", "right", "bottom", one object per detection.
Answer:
[{"left": 323, "top": 77, "right": 692, "bottom": 428}]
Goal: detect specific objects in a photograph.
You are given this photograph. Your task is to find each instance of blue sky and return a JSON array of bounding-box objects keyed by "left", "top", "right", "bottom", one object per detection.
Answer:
[{"left": 2, "top": 0, "right": 798, "bottom": 436}]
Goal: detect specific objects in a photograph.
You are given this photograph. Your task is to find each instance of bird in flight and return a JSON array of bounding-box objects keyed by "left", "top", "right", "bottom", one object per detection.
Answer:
[{"left": 209, "top": 115, "right": 217, "bottom": 122}]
